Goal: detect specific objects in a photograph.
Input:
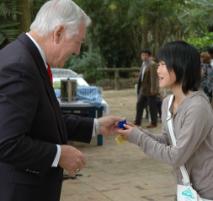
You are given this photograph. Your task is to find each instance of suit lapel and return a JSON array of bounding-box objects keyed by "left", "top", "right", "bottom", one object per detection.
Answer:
[{"left": 17, "top": 33, "right": 67, "bottom": 143}]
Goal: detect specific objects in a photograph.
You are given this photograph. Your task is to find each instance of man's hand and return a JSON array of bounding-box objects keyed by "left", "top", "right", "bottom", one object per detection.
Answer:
[
  {"left": 59, "top": 145, "right": 85, "bottom": 175},
  {"left": 97, "top": 115, "right": 122, "bottom": 136}
]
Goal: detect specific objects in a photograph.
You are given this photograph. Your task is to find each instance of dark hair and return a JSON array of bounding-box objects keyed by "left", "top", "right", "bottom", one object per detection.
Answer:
[
  {"left": 141, "top": 49, "right": 151, "bottom": 56},
  {"left": 157, "top": 41, "right": 201, "bottom": 94}
]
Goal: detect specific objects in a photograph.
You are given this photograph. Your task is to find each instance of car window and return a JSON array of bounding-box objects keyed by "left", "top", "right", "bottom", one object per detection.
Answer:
[
  {"left": 52, "top": 68, "right": 89, "bottom": 89},
  {"left": 52, "top": 68, "right": 78, "bottom": 78}
]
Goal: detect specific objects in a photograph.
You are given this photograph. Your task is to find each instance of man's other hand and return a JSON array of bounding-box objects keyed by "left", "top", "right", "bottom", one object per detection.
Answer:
[{"left": 59, "top": 145, "right": 85, "bottom": 175}]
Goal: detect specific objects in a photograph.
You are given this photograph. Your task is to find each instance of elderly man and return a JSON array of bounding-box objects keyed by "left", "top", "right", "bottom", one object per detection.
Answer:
[{"left": 0, "top": 0, "right": 120, "bottom": 201}]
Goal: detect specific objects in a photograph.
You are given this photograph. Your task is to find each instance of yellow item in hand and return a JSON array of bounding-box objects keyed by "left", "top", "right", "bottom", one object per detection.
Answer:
[{"left": 115, "top": 135, "right": 126, "bottom": 144}]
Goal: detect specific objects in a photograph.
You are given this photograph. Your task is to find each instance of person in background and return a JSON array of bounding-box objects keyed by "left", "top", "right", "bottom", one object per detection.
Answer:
[
  {"left": 134, "top": 49, "right": 159, "bottom": 128},
  {"left": 200, "top": 51, "right": 213, "bottom": 102},
  {"left": 0, "top": 1, "right": 120, "bottom": 201},
  {"left": 117, "top": 41, "right": 213, "bottom": 200}
]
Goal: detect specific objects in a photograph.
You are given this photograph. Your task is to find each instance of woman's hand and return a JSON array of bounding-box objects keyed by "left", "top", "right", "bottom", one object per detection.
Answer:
[{"left": 115, "top": 122, "right": 135, "bottom": 140}]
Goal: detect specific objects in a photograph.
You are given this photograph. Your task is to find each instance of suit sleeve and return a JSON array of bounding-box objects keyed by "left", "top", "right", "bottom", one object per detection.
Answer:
[
  {"left": 63, "top": 114, "right": 94, "bottom": 143},
  {"left": 0, "top": 63, "right": 57, "bottom": 173}
]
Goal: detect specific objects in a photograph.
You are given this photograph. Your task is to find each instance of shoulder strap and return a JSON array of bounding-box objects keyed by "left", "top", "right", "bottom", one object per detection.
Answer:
[{"left": 167, "top": 95, "right": 191, "bottom": 185}]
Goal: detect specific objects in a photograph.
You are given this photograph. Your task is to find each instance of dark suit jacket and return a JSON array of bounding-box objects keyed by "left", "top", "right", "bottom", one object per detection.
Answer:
[
  {"left": 0, "top": 33, "right": 93, "bottom": 201},
  {"left": 137, "top": 60, "right": 159, "bottom": 96}
]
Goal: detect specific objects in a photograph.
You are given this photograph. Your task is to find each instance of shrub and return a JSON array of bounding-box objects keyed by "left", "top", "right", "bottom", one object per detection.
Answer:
[
  {"left": 66, "top": 50, "right": 106, "bottom": 83},
  {"left": 187, "top": 32, "right": 213, "bottom": 51}
]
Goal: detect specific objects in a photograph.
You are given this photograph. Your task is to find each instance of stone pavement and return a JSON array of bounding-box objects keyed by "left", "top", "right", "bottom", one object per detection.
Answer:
[
  {"left": 60, "top": 89, "right": 176, "bottom": 201},
  {"left": 61, "top": 133, "right": 176, "bottom": 201}
]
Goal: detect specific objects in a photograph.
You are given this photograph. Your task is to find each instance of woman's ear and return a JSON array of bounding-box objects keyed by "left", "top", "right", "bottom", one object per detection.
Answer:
[{"left": 53, "top": 25, "right": 65, "bottom": 44}]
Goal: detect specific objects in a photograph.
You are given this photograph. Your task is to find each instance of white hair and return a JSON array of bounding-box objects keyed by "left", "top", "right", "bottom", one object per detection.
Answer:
[{"left": 30, "top": 0, "right": 91, "bottom": 37}]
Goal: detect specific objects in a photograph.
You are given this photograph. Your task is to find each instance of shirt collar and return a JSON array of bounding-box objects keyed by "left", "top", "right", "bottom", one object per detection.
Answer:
[{"left": 26, "top": 32, "right": 47, "bottom": 69}]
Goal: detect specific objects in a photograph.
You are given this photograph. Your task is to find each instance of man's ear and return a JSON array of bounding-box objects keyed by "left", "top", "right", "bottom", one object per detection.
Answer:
[{"left": 53, "top": 25, "right": 65, "bottom": 44}]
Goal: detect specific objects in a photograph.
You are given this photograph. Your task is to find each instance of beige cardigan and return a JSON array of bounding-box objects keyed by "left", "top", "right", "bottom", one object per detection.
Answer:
[{"left": 128, "top": 91, "right": 213, "bottom": 200}]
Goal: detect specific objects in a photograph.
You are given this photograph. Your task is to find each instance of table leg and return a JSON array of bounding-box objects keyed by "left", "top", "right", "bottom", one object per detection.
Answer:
[{"left": 97, "top": 134, "right": 103, "bottom": 146}]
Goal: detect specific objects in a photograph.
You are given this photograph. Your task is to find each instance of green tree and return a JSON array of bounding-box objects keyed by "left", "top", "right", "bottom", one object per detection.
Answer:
[
  {"left": 18, "top": 0, "right": 32, "bottom": 32},
  {"left": 1, "top": 0, "right": 213, "bottom": 70},
  {"left": 75, "top": 0, "right": 189, "bottom": 66},
  {"left": 0, "top": 0, "right": 20, "bottom": 41},
  {"left": 0, "top": 0, "right": 46, "bottom": 41}
]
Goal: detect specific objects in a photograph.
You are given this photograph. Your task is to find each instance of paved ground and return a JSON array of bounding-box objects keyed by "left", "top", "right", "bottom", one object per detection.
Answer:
[{"left": 61, "top": 89, "right": 176, "bottom": 201}]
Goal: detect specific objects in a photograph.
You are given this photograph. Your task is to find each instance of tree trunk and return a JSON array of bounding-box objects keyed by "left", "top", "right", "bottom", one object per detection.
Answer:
[
  {"left": 142, "top": 29, "right": 148, "bottom": 49},
  {"left": 18, "top": 0, "right": 31, "bottom": 32}
]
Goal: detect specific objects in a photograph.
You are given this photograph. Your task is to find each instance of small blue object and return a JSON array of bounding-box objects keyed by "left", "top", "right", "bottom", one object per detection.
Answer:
[{"left": 118, "top": 120, "right": 127, "bottom": 129}]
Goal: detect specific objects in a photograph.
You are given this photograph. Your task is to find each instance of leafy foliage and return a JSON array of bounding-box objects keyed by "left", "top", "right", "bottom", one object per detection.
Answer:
[
  {"left": 75, "top": 0, "right": 213, "bottom": 67},
  {"left": 0, "top": 0, "right": 213, "bottom": 71},
  {"left": 67, "top": 49, "right": 105, "bottom": 83},
  {"left": 187, "top": 32, "right": 213, "bottom": 51},
  {"left": 0, "top": 0, "right": 20, "bottom": 41}
]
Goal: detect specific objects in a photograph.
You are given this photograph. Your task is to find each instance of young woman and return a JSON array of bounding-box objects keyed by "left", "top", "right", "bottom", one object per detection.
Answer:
[{"left": 117, "top": 41, "right": 213, "bottom": 200}]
